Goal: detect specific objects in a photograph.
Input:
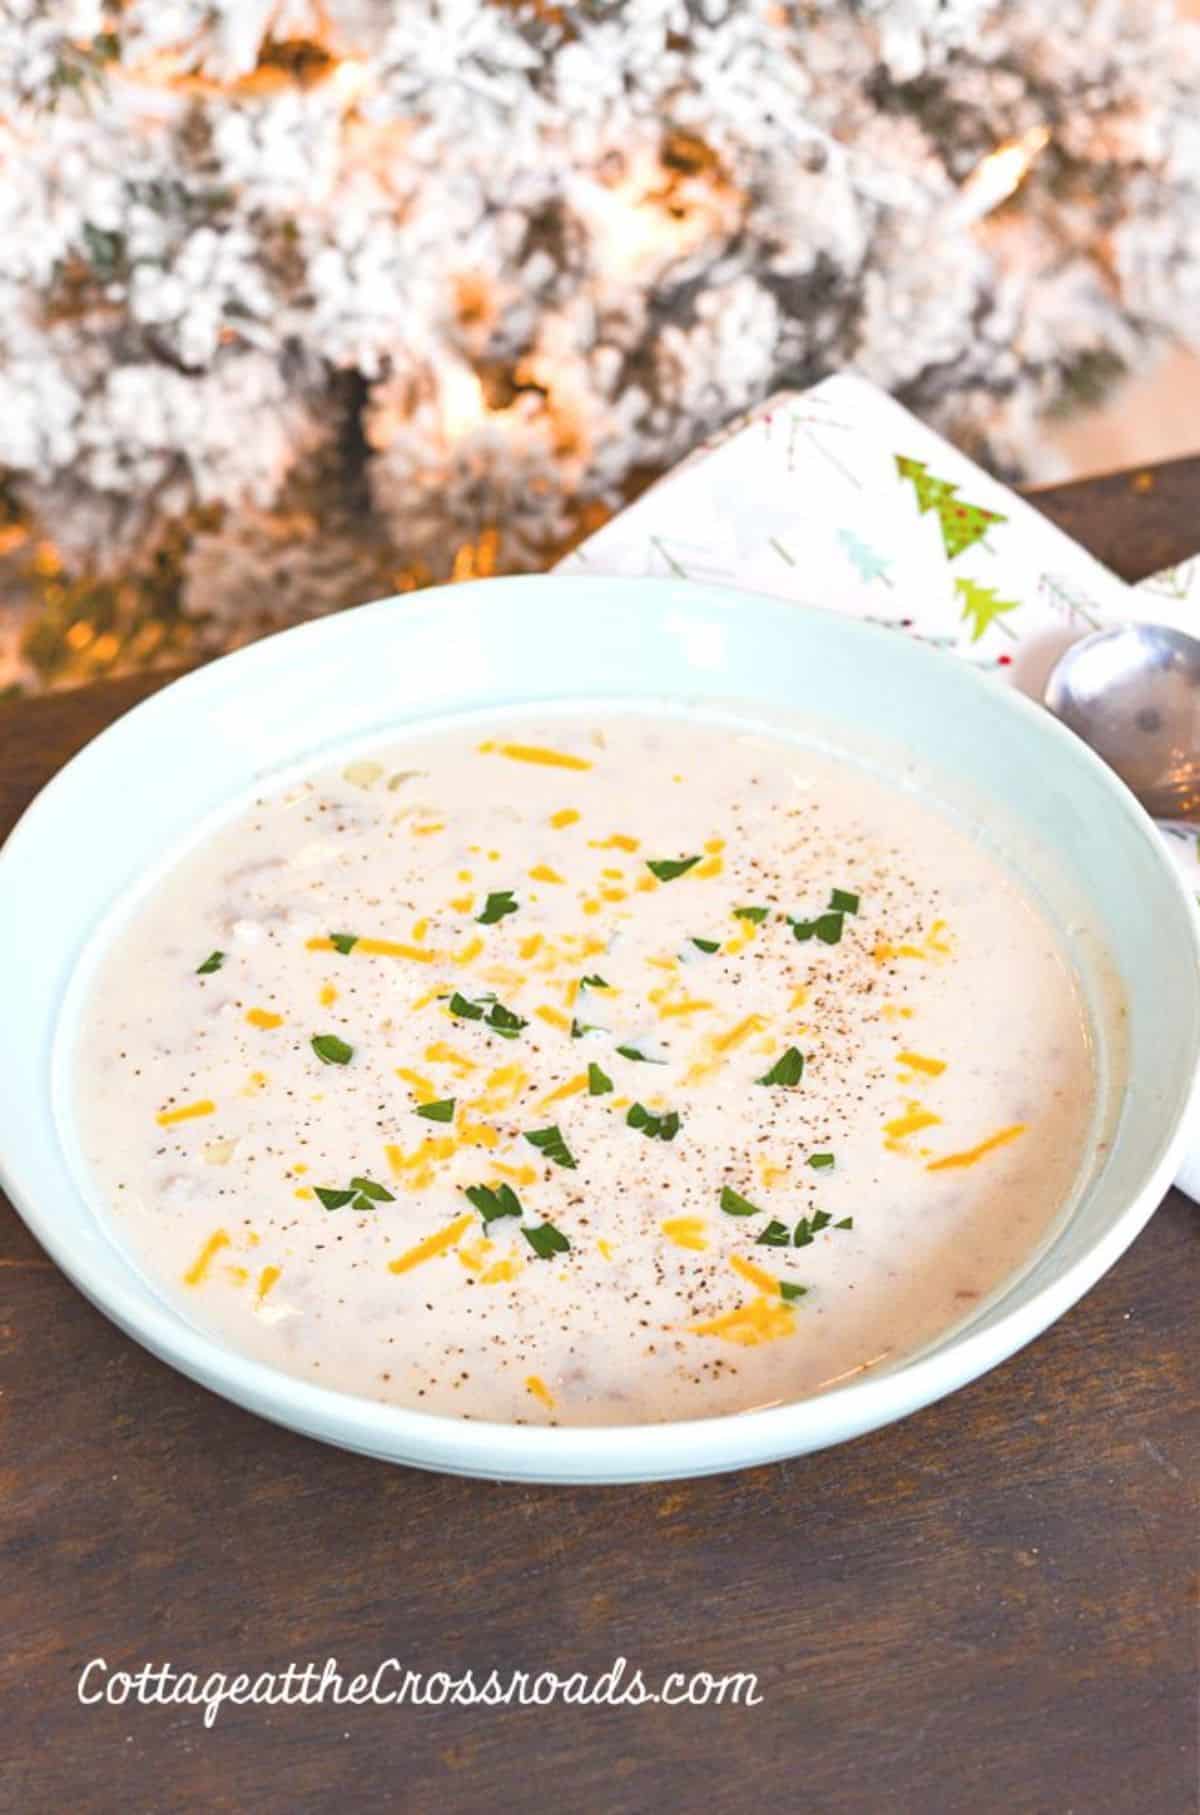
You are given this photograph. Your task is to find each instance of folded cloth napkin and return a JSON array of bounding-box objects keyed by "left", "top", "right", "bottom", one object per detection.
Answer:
[{"left": 557, "top": 373, "right": 1200, "bottom": 1199}]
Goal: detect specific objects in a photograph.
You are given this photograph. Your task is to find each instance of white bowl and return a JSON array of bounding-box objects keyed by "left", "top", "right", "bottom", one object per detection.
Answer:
[{"left": 2, "top": 576, "right": 1198, "bottom": 1483}]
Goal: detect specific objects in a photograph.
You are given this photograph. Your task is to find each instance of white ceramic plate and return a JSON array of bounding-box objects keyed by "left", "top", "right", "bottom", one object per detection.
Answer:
[{"left": 2, "top": 576, "right": 1198, "bottom": 1483}]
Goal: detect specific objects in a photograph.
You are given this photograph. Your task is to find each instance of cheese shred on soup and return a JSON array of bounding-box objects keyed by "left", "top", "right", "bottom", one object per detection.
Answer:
[{"left": 75, "top": 715, "right": 1096, "bottom": 1425}]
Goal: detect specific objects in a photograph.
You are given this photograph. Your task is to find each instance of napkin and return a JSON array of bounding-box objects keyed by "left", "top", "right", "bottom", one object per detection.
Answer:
[{"left": 557, "top": 373, "right": 1200, "bottom": 1199}]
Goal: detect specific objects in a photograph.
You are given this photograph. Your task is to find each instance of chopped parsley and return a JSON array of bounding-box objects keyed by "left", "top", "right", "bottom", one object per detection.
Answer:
[
  {"left": 477, "top": 889, "right": 519, "bottom": 926},
  {"left": 587, "top": 1061, "right": 613, "bottom": 1096},
  {"left": 464, "top": 1182, "right": 523, "bottom": 1224},
  {"left": 646, "top": 855, "right": 701, "bottom": 882},
  {"left": 829, "top": 888, "right": 860, "bottom": 914},
  {"left": 720, "top": 1185, "right": 762, "bottom": 1218},
  {"left": 523, "top": 1221, "right": 571, "bottom": 1259},
  {"left": 314, "top": 1186, "right": 355, "bottom": 1211},
  {"left": 779, "top": 1281, "right": 809, "bottom": 1302},
  {"left": 486, "top": 1001, "right": 527, "bottom": 1039},
  {"left": 316, "top": 1174, "right": 394, "bottom": 1211},
  {"left": 732, "top": 906, "right": 769, "bottom": 924},
  {"left": 756, "top": 1047, "right": 805, "bottom": 1088},
  {"left": 791, "top": 911, "right": 844, "bottom": 946},
  {"left": 689, "top": 937, "right": 720, "bottom": 955},
  {"left": 349, "top": 1175, "right": 394, "bottom": 1203},
  {"left": 616, "top": 1043, "right": 666, "bottom": 1065},
  {"left": 626, "top": 1102, "right": 681, "bottom": 1142},
  {"left": 571, "top": 1018, "right": 602, "bottom": 1039},
  {"left": 311, "top": 1033, "right": 354, "bottom": 1066},
  {"left": 449, "top": 991, "right": 527, "bottom": 1039},
  {"left": 835, "top": 1216, "right": 854, "bottom": 1230},
  {"left": 807, "top": 1152, "right": 835, "bottom": 1170},
  {"left": 579, "top": 973, "right": 610, "bottom": 990},
  {"left": 329, "top": 931, "right": 359, "bottom": 954},
  {"left": 196, "top": 951, "right": 225, "bottom": 975},
  {"left": 448, "top": 991, "right": 484, "bottom": 1021},
  {"left": 793, "top": 1210, "right": 833, "bottom": 1248},
  {"left": 523, "top": 1124, "right": 577, "bottom": 1169},
  {"left": 756, "top": 1219, "right": 792, "bottom": 1247},
  {"left": 416, "top": 1098, "right": 455, "bottom": 1123}
]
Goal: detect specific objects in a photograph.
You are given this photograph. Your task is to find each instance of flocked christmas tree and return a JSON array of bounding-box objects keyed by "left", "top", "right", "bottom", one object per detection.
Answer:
[{"left": 0, "top": 1, "right": 1197, "bottom": 690}]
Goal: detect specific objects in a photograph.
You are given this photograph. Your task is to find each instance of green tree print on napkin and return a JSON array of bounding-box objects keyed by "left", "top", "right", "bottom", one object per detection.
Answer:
[
  {"left": 955, "top": 577, "right": 1019, "bottom": 641},
  {"left": 895, "top": 456, "right": 1007, "bottom": 560}
]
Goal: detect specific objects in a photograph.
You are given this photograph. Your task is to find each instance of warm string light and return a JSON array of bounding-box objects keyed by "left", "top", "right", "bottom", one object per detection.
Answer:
[{"left": 949, "top": 126, "right": 1051, "bottom": 226}]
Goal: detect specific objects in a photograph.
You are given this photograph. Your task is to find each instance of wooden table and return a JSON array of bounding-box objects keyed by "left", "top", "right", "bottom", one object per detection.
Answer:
[{"left": 3, "top": 461, "right": 1197, "bottom": 1814}]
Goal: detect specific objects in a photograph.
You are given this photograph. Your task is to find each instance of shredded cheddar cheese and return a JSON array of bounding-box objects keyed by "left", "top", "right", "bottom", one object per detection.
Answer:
[
  {"left": 926, "top": 1124, "right": 1026, "bottom": 1171},
  {"left": 689, "top": 1297, "right": 796, "bottom": 1345},
  {"left": 424, "top": 1041, "right": 477, "bottom": 1073},
  {"left": 729, "top": 1253, "right": 780, "bottom": 1295},
  {"left": 529, "top": 864, "right": 565, "bottom": 884},
  {"left": 388, "top": 1213, "right": 475, "bottom": 1275},
  {"left": 898, "top": 1051, "right": 947, "bottom": 1076},
  {"left": 307, "top": 935, "right": 435, "bottom": 964},
  {"left": 549, "top": 808, "right": 579, "bottom": 828},
  {"left": 184, "top": 1228, "right": 230, "bottom": 1285},
  {"left": 257, "top": 1265, "right": 281, "bottom": 1301},
  {"left": 539, "top": 1072, "right": 589, "bottom": 1108},
  {"left": 661, "top": 1216, "right": 708, "bottom": 1251},
  {"left": 156, "top": 1098, "right": 216, "bottom": 1127},
  {"left": 486, "top": 742, "right": 592, "bottom": 770},
  {"left": 525, "top": 1374, "right": 556, "bottom": 1409},
  {"left": 245, "top": 1008, "right": 283, "bottom": 1029}
]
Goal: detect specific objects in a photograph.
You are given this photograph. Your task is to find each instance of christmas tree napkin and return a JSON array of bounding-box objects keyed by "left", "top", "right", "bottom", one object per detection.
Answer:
[{"left": 558, "top": 372, "right": 1199, "bottom": 1198}]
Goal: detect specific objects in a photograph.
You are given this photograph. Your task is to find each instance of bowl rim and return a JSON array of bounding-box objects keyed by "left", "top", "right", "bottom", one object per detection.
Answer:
[{"left": 2, "top": 573, "right": 1199, "bottom": 1482}]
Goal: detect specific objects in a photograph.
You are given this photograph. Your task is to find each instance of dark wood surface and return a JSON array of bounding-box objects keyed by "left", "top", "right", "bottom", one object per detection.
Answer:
[{"left": 2, "top": 464, "right": 1197, "bottom": 1815}]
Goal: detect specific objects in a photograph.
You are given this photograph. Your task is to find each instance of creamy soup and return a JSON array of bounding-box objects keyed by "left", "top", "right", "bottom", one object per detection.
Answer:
[{"left": 74, "top": 714, "right": 1096, "bottom": 1426}]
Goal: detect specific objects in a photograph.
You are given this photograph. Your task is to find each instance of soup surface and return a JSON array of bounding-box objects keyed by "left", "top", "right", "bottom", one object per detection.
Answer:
[{"left": 75, "top": 713, "right": 1096, "bottom": 1425}]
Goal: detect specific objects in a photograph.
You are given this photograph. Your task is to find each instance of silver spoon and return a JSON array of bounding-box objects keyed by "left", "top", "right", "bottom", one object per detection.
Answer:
[{"left": 1044, "top": 623, "right": 1200, "bottom": 820}]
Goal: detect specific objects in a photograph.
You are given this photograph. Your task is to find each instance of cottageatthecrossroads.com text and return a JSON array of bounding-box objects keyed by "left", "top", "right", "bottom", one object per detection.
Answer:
[{"left": 77, "top": 1656, "right": 764, "bottom": 1727}]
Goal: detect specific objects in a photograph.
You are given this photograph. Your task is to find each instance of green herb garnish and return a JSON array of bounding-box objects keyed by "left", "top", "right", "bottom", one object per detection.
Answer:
[
  {"left": 523, "top": 1221, "right": 571, "bottom": 1259},
  {"left": 196, "top": 951, "right": 225, "bottom": 975},
  {"left": 449, "top": 992, "right": 527, "bottom": 1038},
  {"left": 829, "top": 889, "right": 860, "bottom": 914},
  {"left": 780, "top": 1281, "right": 808, "bottom": 1302},
  {"left": 689, "top": 937, "right": 720, "bottom": 955},
  {"left": 626, "top": 1102, "right": 681, "bottom": 1142},
  {"left": 329, "top": 931, "right": 359, "bottom": 954},
  {"left": 314, "top": 1186, "right": 356, "bottom": 1211},
  {"left": 807, "top": 1152, "right": 835, "bottom": 1170},
  {"left": 416, "top": 1098, "right": 456, "bottom": 1123},
  {"left": 791, "top": 911, "right": 844, "bottom": 946},
  {"left": 465, "top": 1182, "right": 523, "bottom": 1224},
  {"left": 793, "top": 1210, "right": 833, "bottom": 1249},
  {"left": 486, "top": 1001, "right": 527, "bottom": 1039},
  {"left": 756, "top": 1047, "right": 805, "bottom": 1088},
  {"left": 646, "top": 855, "right": 701, "bottom": 882},
  {"left": 733, "top": 906, "right": 769, "bottom": 924},
  {"left": 477, "top": 889, "right": 519, "bottom": 926},
  {"left": 720, "top": 1185, "right": 762, "bottom": 1218},
  {"left": 616, "top": 1044, "right": 666, "bottom": 1065},
  {"left": 587, "top": 1061, "right": 613, "bottom": 1096},
  {"left": 523, "top": 1125, "right": 577, "bottom": 1169},
  {"left": 756, "top": 1219, "right": 792, "bottom": 1247},
  {"left": 448, "top": 991, "right": 484, "bottom": 1022},
  {"left": 311, "top": 1033, "right": 354, "bottom": 1066},
  {"left": 835, "top": 1216, "right": 854, "bottom": 1230},
  {"left": 349, "top": 1175, "right": 394, "bottom": 1203},
  {"left": 579, "top": 973, "right": 609, "bottom": 990},
  {"left": 316, "top": 1175, "right": 393, "bottom": 1211},
  {"left": 571, "top": 1018, "right": 601, "bottom": 1040}
]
